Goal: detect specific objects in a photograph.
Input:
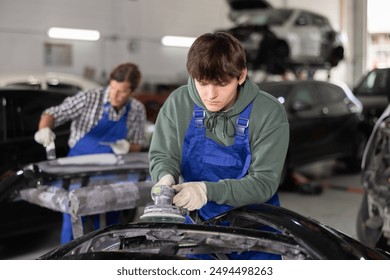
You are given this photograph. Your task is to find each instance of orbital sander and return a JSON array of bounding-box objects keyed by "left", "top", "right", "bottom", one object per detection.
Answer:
[{"left": 140, "top": 184, "right": 187, "bottom": 223}]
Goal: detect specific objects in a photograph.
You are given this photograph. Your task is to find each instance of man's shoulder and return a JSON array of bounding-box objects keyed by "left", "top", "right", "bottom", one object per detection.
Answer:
[
  {"left": 130, "top": 97, "right": 146, "bottom": 111},
  {"left": 77, "top": 86, "right": 105, "bottom": 99}
]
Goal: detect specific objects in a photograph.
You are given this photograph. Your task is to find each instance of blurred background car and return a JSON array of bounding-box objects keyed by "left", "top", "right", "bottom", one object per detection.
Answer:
[
  {"left": 0, "top": 88, "right": 72, "bottom": 180},
  {"left": 222, "top": 1, "right": 344, "bottom": 74},
  {"left": 257, "top": 79, "right": 368, "bottom": 181},
  {"left": 0, "top": 72, "right": 100, "bottom": 94},
  {"left": 353, "top": 67, "right": 390, "bottom": 130}
]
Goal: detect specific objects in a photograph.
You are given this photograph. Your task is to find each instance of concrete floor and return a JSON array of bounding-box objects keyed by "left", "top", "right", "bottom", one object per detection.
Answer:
[{"left": 0, "top": 159, "right": 364, "bottom": 260}]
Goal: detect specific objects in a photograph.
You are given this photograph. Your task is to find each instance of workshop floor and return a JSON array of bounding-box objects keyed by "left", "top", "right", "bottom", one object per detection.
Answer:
[{"left": 0, "top": 159, "right": 363, "bottom": 260}]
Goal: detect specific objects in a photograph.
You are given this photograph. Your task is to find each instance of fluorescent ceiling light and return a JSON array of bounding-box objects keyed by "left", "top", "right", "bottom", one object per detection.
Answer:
[
  {"left": 48, "top": 27, "right": 100, "bottom": 41},
  {"left": 161, "top": 36, "right": 196, "bottom": 47}
]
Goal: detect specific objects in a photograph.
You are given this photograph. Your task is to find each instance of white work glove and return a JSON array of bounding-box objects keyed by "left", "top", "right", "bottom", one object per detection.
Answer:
[
  {"left": 110, "top": 139, "right": 130, "bottom": 155},
  {"left": 172, "top": 182, "right": 207, "bottom": 211},
  {"left": 154, "top": 174, "right": 175, "bottom": 187},
  {"left": 34, "top": 127, "right": 56, "bottom": 147}
]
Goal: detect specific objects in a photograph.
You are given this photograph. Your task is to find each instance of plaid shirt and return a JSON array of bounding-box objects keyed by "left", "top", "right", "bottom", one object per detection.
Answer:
[{"left": 45, "top": 87, "right": 146, "bottom": 148}]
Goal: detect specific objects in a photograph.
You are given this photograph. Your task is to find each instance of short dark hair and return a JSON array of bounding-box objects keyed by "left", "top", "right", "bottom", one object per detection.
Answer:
[
  {"left": 186, "top": 32, "right": 246, "bottom": 84},
  {"left": 109, "top": 62, "right": 141, "bottom": 92}
]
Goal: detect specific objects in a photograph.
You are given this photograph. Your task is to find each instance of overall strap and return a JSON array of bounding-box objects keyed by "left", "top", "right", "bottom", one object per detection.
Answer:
[
  {"left": 193, "top": 104, "right": 205, "bottom": 128},
  {"left": 235, "top": 102, "right": 253, "bottom": 137}
]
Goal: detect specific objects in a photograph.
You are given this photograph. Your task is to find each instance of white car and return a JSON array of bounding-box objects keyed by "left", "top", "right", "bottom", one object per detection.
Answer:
[
  {"left": 223, "top": 1, "right": 344, "bottom": 74},
  {"left": 0, "top": 72, "right": 100, "bottom": 94}
]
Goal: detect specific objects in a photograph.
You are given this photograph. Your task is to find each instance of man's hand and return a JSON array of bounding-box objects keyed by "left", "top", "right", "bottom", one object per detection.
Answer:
[
  {"left": 34, "top": 127, "right": 56, "bottom": 147},
  {"left": 110, "top": 139, "right": 130, "bottom": 155},
  {"left": 172, "top": 182, "right": 207, "bottom": 211},
  {"left": 154, "top": 174, "right": 175, "bottom": 187}
]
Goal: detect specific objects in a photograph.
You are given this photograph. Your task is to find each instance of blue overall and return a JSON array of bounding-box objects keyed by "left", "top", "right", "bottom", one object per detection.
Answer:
[
  {"left": 181, "top": 103, "right": 281, "bottom": 260},
  {"left": 61, "top": 102, "right": 130, "bottom": 244}
]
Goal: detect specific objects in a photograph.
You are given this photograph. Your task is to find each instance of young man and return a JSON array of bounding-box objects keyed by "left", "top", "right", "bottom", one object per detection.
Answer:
[
  {"left": 34, "top": 62, "right": 146, "bottom": 243},
  {"left": 149, "top": 32, "right": 289, "bottom": 259}
]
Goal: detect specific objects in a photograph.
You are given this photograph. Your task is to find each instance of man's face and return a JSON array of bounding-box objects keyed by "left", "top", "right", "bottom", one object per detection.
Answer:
[
  {"left": 109, "top": 80, "right": 132, "bottom": 109},
  {"left": 194, "top": 69, "right": 247, "bottom": 112}
]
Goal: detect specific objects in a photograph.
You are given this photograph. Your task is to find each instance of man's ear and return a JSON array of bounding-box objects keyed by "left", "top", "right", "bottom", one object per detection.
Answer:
[{"left": 239, "top": 68, "right": 247, "bottom": 85}]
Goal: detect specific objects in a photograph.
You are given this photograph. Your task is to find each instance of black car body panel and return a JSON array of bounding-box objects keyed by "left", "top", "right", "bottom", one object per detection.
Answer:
[{"left": 39, "top": 205, "right": 390, "bottom": 260}]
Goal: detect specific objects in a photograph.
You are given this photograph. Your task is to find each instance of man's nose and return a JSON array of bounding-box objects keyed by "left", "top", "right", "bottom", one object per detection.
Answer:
[
  {"left": 206, "top": 86, "right": 217, "bottom": 99},
  {"left": 111, "top": 90, "right": 119, "bottom": 97}
]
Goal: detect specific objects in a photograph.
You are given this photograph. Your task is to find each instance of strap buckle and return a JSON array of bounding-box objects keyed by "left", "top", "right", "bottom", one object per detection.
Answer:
[
  {"left": 236, "top": 117, "right": 249, "bottom": 136},
  {"left": 193, "top": 109, "right": 205, "bottom": 128}
]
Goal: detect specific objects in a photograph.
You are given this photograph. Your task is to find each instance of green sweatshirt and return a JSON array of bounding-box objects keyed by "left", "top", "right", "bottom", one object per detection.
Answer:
[{"left": 149, "top": 77, "right": 289, "bottom": 207}]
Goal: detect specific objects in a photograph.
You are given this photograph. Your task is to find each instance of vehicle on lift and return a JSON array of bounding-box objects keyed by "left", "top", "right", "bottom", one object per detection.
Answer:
[
  {"left": 222, "top": 0, "right": 344, "bottom": 74},
  {"left": 257, "top": 80, "right": 368, "bottom": 176},
  {"left": 39, "top": 204, "right": 390, "bottom": 260},
  {"left": 357, "top": 94, "right": 390, "bottom": 252},
  {"left": 353, "top": 67, "right": 390, "bottom": 130}
]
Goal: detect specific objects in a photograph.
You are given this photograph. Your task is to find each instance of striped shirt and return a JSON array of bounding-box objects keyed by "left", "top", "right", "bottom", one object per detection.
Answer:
[{"left": 44, "top": 87, "right": 146, "bottom": 148}]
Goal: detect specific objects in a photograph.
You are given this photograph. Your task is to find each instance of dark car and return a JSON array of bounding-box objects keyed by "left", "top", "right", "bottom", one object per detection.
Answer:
[
  {"left": 258, "top": 80, "right": 368, "bottom": 177},
  {"left": 222, "top": 1, "right": 344, "bottom": 74},
  {"left": 353, "top": 67, "right": 390, "bottom": 129},
  {"left": 38, "top": 204, "right": 390, "bottom": 260},
  {"left": 0, "top": 88, "right": 72, "bottom": 179},
  {"left": 0, "top": 88, "right": 73, "bottom": 240}
]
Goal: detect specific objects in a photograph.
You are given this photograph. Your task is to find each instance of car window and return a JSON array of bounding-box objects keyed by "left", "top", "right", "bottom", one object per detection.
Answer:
[
  {"left": 295, "top": 12, "right": 312, "bottom": 26},
  {"left": 317, "top": 84, "right": 345, "bottom": 103},
  {"left": 312, "top": 15, "right": 327, "bottom": 27},
  {"left": 355, "top": 69, "right": 388, "bottom": 96},
  {"left": 291, "top": 84, "right": 321, "bottom": 106}
]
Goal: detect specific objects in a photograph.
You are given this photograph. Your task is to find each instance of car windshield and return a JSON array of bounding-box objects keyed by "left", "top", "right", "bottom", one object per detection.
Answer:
[
  {"left": 355, "top": 69, "right": 388, "bottom": 96},
  {"left": 236, "top": 9, "right": 293, "bottom": 26}
]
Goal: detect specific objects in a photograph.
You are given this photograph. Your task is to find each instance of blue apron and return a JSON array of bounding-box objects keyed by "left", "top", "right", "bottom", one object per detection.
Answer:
[
  {"left": 181, "top": 103, "right": 281, "bottom": 260},
  {"left": 61, "top": 102, "right": 130, "bottom": 244}
]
